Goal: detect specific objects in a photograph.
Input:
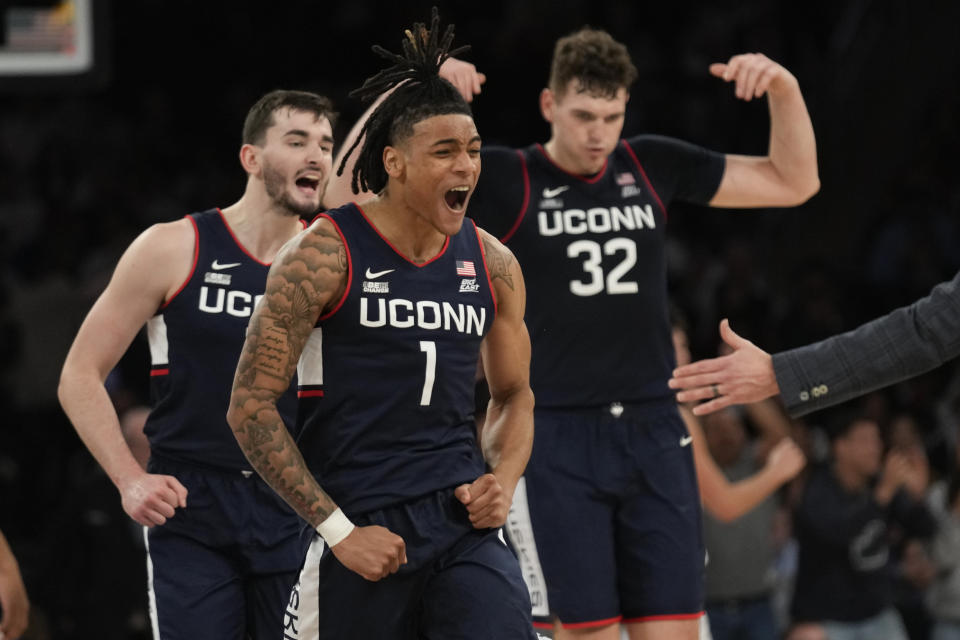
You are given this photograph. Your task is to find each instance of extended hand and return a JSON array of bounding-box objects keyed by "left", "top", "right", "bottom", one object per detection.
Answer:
[
  {"left": 330, "top": 525, "right": 407, "bottom": 581},
  {"left": 668, "top": 319, "right": 780, "bottom": 416},
  {"left": 118, "top": 472, "right": 188, "bottom": 527},
  {"left": 455, "top": 473, "right": 511, "bottom": 529},
  {"left": 439, "top": 57, "right": 487, "bottom": 103},
  {"left": 710, "top": 53, "right": 797, "bottom": 101}
]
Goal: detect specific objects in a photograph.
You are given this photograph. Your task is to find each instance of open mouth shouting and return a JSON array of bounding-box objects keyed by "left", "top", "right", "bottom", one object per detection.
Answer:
[
  {"left": 295, "top": 173, "right": 323, "bottom": 197},
  {"left": 444, "top": 185, "right": 470, "bottom": 212}
]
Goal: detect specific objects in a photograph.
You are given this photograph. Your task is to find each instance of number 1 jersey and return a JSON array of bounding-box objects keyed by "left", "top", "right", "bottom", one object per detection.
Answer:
[{"left": 295, "top": 204, "right": 497, "bottom": 515}]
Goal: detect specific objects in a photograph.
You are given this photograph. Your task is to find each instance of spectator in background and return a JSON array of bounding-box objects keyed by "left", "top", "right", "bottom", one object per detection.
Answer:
[
  {"left": 928, "top": 475, "right": 960, "bottom": 640},
  {"left": 700, "top": 406, "right": 796, "bottom": 640},
  {"left": 790, "top": 405, "right": 936, "bottom": 640}
]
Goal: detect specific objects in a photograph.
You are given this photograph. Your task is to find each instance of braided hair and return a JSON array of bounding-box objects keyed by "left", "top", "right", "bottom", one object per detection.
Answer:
[{"left": 337, "top": 7, "right": 473, "bottom": 195}]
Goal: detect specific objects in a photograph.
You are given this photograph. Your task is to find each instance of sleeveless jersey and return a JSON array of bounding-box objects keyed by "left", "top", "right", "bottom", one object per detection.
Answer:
[
  {"left": 295, "top": 204, "right": 495, "bottom": 515},
  {"left": 144, "top": 209, "right": 300, "bottom": 471},
  {"left": 492, "top": 142, "right": 679, "bottom": 407}
]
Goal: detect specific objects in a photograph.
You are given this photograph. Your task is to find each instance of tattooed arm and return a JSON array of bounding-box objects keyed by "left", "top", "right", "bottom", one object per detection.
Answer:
[
  {"left": 227, "top": 219, "right": 405, "bottom": 580},
  {"left": 454, "top": 229, "right": 534, "bottom": 529}
]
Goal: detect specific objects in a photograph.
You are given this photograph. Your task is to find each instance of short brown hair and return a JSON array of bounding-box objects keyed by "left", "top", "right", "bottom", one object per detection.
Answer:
[
  {"left": 242, "top": 90, "right": 337, "bottom": 146},
  {"left": 548, "top": 28, "right": 638, "bottom": 99}
]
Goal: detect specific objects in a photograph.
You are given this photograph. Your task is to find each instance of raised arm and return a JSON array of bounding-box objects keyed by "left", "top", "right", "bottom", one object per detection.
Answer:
[
  {"left": 456, "top": 230, "right": 534, "bottom": 529},
  {"left": 58, "top": 221, "right": 191, "bottom": 527},
  {"left": 226, "top": 219, "right": 405, "bottom": 580},
  {"left": 682, "top": 406, "right": 804, "bottom": 522},
  {"left": 324, "top": 57, "right": 486, "bottom": 210},
  {"left": 707, "top": 53, "right": 820, "bottom": 208}
]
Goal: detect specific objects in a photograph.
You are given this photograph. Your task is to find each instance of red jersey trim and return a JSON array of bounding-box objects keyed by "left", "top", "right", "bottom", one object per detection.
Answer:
[
  {"left": 150, "top": 369, "right": 170, "bottom": 377},
  {"left": 500, "top": 149, "right": 531, "bottom": 244},
  {"left": 354, "top": 203, "right": 450, "bottom": 268},
  {"left": 216, "top": 208, "right": 273, "bottom": 266},
  {"left": 622, "top": 612, "right": 704, "bottom": 623},
  {"left": 532, "top": 622, "right": 553, "bottom": 630},
  {"left": 297, "top": 389, "right": 325, "bottom": 398},
  {"left": 561, "top": 615, "right": 622, "bottom": 630},
  {"left": 316, "top": 214, "right": 352, "bottom": 322},
  {"left": 620, "top": 140, "right": 668, "bottom": 220},
  {"left": 472, "top": 219, "right": 498, "bottom": 320},
  {"left": 160, "top": 215, "right": 200, "bottom": 310},
  {"left": 535, "top": 143, "right": 608, "bottom": 184}
]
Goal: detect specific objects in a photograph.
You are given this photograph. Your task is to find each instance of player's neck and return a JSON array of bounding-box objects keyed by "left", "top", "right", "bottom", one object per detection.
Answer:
[
  {"left": 360, "top": 197, "right": 447, "bottom": 265},
  {"left": 219, "top": 197, "right": 304, "bottom": 263},
  {"left": 542, "top": 139, "right": 605, "bottom": 176}
]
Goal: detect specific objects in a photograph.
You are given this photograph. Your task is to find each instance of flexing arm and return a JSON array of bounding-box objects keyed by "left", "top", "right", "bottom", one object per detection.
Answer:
[
  {"left": 708, "top": 53, "right": 820, "bottom": 207},
  {"left": 682, "top": 406, "right": 804, "bottom": 522},
  {"left": 226, "top": 220, "right": 405, "bottom": 580},
  {"left": 324, "top": 57, "right": 486, "bottom": 210},
  {"left": 57, "top": 222, "right": 191, "bottom": 527},
  {"left": 456, "top": 230, "right": 534, "bottom": 529},
  {"left": 0, "top": 529, "right": 29, "bottom": 640}
]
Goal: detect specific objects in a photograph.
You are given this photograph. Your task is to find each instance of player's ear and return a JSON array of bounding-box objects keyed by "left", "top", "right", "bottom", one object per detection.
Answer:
[
  {"left": 539, "top": 88, "right": 555, "bottom": 123},
  {"left": 383, "top": 145, "right": 405, "bottom": 180},
  {"left": 239, "top": 143, "right": 261, "bottom": 176}
]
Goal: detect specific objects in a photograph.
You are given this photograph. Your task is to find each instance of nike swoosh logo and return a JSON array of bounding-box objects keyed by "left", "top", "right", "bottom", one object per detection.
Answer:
[
  {"left": 211, "top": 260, "right": 241, "bottom": 270},
  {"left": 542, "top": 185, "right": 570, "bottom": 198},
  {"left": 365, "top": 268, "right": 395, "bottom": 279},
  {"left": 679, "top": 435, "right": 693, "bottom": 447}
]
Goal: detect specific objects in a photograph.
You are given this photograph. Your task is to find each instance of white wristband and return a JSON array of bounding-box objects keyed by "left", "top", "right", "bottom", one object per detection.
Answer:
[{"left": 315, "top": 508, "right": 355, "bottom": 547}]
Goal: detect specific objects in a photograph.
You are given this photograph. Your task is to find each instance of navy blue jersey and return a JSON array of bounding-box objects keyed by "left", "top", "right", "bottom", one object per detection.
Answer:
[
  {"left": 144, "top": 209, "right": 300, "bottom": 470},
  {"left": 296, "top": 203, "right": 495, "bottom": 515},
  {"left": 469, "top": 136, "right": 724, "bottom": 408}
]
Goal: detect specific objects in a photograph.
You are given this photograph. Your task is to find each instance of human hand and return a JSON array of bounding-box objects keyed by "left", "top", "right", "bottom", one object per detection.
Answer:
[
  {"left": 766, "top": 438, "right": 806, "bottom": 484},
  {"left": 875, "top": 452, "right": 911, "bottom": 505},
  {"left": 330, "top": 525, "right": 407, "bottom": 581},
  {"left": 118, "top": 472, "right": 188, "bottom": 527},
  {"left": 709, "top": 53, "right": 797, "bottom": 101},
  {"left": 440, "top": 57, "right": 487, "bottom": 103},
  {"left": 669, "top": 319, "right": 780, "bottom": 415},
  {"left": 0, "top": 567, "right": 29, "bottom": 640},
  {"left": 455, "top": 473, "right": 511, "bottom": 529}
]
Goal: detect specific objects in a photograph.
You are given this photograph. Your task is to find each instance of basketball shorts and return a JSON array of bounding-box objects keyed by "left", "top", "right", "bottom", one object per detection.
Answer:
[
  {"left": 283, "top": 486, "right": 539, "bottom": 639},
  {"left": 145, "top": 458, "right": 308, "bottom": 639},
  {"left": 506, "top": 399, "right": 705, "bottom": 630}
]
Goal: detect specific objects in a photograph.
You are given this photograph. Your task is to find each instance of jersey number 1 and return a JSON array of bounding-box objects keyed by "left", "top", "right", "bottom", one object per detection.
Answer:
[{"left": 419, "top": 340, "right": 436, "bottom": 406}]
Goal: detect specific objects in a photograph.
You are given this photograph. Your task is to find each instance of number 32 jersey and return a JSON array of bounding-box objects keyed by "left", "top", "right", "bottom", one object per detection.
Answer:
[
  {"left": 470, "top": 136, "right": 724, "bottom": 408},
  {"left": 295, "top": 204, "right": 496, "bottom": 515}
]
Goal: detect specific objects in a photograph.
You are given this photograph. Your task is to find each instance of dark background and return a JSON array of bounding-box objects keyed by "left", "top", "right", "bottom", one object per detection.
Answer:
[{"left": 2, "top": 0, "right": 960, "bottom": 637}]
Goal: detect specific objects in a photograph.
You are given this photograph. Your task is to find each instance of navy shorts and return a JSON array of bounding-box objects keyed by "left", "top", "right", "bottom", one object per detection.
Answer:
[
  {"left": 283, "top": 487, "right": 539, "bottom": 640},
  {"left": 145, "top": 458, "right": 308, "bottom": 639},
  {"left": 506, "top": 400, "right": 704, "bottom": 629}
]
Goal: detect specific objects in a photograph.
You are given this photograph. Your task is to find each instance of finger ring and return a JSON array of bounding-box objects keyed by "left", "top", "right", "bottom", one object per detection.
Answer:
[{"left": 711, "top": 384, "right": 720, "bottom": 398}]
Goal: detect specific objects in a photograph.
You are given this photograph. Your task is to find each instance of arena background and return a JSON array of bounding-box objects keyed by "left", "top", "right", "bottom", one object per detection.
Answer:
[{"left": 1, "top": 0, "right": 959, "bottom": 637}]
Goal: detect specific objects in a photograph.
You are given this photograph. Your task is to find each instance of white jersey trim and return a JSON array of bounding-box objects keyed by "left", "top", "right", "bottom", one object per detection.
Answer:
[
  {"left": 147, "top": 315, "right": 169, "bottom": 366},
  {"left": 505, "top": 477, "right": 550, "bottom": 618}
]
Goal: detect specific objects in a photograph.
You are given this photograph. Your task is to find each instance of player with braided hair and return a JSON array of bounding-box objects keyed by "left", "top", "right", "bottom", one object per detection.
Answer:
[{"left": 227, "top": 9, "right": 538, "bottom": 639}]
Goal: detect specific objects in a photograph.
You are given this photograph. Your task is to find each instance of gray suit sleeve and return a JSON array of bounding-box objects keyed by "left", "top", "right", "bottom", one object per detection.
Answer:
[{"left": 772, "top": 270, "right": 960, "bottom": 416}]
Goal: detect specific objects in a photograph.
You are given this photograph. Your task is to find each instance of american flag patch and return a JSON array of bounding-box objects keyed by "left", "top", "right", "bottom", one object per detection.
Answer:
[
  {"left": 616, "top": 172, "right": 636, "bottom": 186},
  {"left": 456, "top": 260, "right": 476, "bottom": 277}
]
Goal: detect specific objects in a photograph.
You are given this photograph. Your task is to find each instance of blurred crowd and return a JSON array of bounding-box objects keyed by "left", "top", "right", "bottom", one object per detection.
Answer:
[{"left": 1, "top": 1, "right": 959, "bottom": 638}]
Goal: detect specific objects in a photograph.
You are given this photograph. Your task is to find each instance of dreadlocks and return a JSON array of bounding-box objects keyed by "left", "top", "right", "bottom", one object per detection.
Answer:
[{"left": 337, "top": 7, "right": 473, "bottom": 195}]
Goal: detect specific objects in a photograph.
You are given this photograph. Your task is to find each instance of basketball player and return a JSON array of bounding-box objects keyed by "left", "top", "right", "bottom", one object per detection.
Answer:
[
  {"left": 226, "top": 11, "right": 537, "bottom": 640},
  {"left": 58, "top": 90, "right": 335, "bottom": 639},
  {"left": 327, "top": 27, "right": 818, "bottom": 640}
]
